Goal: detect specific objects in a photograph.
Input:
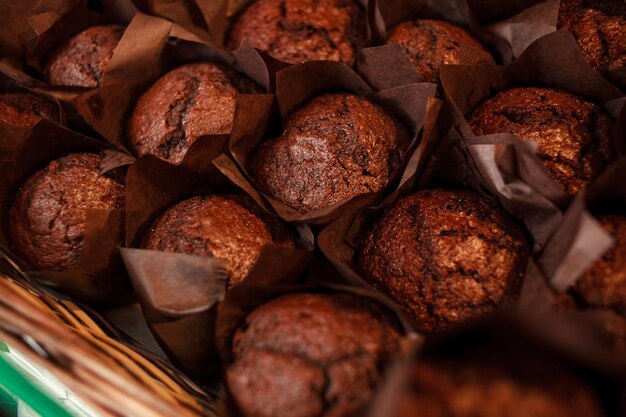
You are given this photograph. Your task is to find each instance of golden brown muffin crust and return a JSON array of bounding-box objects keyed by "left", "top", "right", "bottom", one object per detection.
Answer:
[
  {"left": 142, "top": 195, "right": 295, "bottom": 288},
  {"left": 128, "top": 63, "right": 260, "bottom": 165},
  {"left": 386, "top": 19, "right": 494, "bottom": 83},
  {"left": 558, "top": 0, "right": 626, "bottom": 76},
  {"left": 9, "top": 153, "right": 125, "bottom": 271},
  {"left": 468, "top": 87, "right": 614, "bottom": 196},
  {"left": 227, "top": 293, "right": 401, "bottom": 417},
  {"left": 44, "top": 25, "right": 124, "bottom": 88},
  {"left": 251, "top": 93, "right": 409, "bottom": 213},
  {"left": 0, "top": 93, "right": 58, "bottom": 127},
  {"left": 227, "top": 0, "right": 366, "bottom": 65},
  {"left": 358, "top": 189, "right": 528, "bottom": 333}
]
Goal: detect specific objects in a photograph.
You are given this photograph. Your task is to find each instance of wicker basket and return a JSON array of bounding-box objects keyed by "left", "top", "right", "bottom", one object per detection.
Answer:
[{"left": 0, "top": 257, "right": 217, "bottom": 417}]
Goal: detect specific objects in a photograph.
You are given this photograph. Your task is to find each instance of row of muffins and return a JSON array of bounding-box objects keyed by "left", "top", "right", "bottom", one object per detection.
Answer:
[{"left": 1, "top": 1, "right": 625, "bottom": 417}]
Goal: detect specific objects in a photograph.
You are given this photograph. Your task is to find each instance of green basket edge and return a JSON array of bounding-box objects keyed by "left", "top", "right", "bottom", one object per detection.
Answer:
[{"left": 0, "top": 351, "right": 74, "bottom": 417}]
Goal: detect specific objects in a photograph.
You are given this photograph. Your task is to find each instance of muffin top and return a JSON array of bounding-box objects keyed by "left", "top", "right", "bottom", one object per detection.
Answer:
[
  {"left": 358, "top": 189, "right": 528, "bottom": 333},
  {"left": 0, "top": 92, "right": 58, "bottom": 127},
  {"left": 9, "top": 153, "right": 125, "bottom": 271},
  {"left": 397, "top": 353, "right": 605, "bottom": 417},
  {"left": 142, "top": 195, "right": 295, "bottom": 287},
  {"left": 386, "top": 19, "right": 494, "bottom": 83},
  {"left": 44, "top": 25, "right": 124, "bottom": 88},
  {"left": 571, "top": 215, "right": 626, "bottom": 314},
  {"left": 558, "top": 0, "right": 626, "bottom": 76},
  {"left": 227, "top": 292, "right": 401, "bottom": 417},
  {"left": 227, "top": 0, "right": 366, "bottom": 65},
  {"left": 468, "top": 87, "right": 614, "bottom": 196},
  {"left": 252, "top": 93, "right": 409, "bottom": 213},
  {"left": 128, "top": 63, "right": 260, "bottom": 165}
]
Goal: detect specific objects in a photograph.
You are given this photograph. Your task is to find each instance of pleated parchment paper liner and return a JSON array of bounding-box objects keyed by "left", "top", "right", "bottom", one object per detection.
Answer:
[
  {"left": 366, "top": 313, "right": 626, "bottom": 417},
  {"left": 119, "top": 155, "right": 314, "bottom": 379},
  {"left": 438, "top": 29, "right": 625, "bottom": 249},
  {"left": 526, "top": 158, "right": 626, "bottom": 354},
  {"left": 214, "top": 256, "right": 418, "bottom": 417},
  {"left": 221, "top": 56, "right": 437, "bottom": 225},
  {"left": 0, "top": 120, "right": 133, "bottom": 307},
  {"left": 0, "top": 67, "right": 65, "bottom": 161},
  {"left": 0, "top": 268, "right": 216, "bottom": 417}
]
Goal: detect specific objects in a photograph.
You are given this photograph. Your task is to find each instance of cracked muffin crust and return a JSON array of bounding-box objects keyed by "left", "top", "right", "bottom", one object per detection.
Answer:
[
  {"left": 0, "top": 92, "right": 58, "bottom": 127},
  {"left": 251, "top": 93, "right": 409, "bottom": 213},
  {"left": 558, "top": 0, "right": 626, "bottom": 77},
  {"left": 227, "top": 0, "right": 366, "bottom": 65},
  {"left": 226, "top": 293, "right": 401, "bottom": 417},
  {"left": 397, "top": 351, "right": 605, "bottom": 417},
  {"left": 357, "top": 189, "right": 528, "bottom": 333},
  {"left": 127, "top": 63, "right": 260, "bottom": 165},
  {"left": 385, "top": 19, "right": 494, "bottom": 83},
  {"left": 468, "top": 87, "right": 614, "bottom": 196},
  {"left": 44, "top": 25, "right": 124, "bottom": 88},
  {"left": 142, "top": 195, "right": 295, "bottom": 288},
  {"left": 9, "top": 153, "right": 125, "bottom": 271}
]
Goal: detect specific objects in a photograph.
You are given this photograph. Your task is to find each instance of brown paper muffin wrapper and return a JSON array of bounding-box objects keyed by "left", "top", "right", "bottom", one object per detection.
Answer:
[
  {"left": 223, "top": 57, "right": 437, "bottom": 225},
  {"left": 0, "top": 119, "right": 132, "bottom": 307},
  {"left": 119, "top": 154, "right": 314, "bottom": 378},
  {"left": 0, "top": 0, "right": 84, "bottom": 58},
  {"left": 437, "top": 29, "right": 626, "bottom": 248},
  {"left": 214, "top": 256, "right": 418, "bottom": 416},
  {"left": 524, "top": 158, "right": 626, "bottom": 354},
  {"left": 0, "top": 67, "right": 66, "bottom": 161},
  {"left": 366, "top": 311, "right": 626, "bottom": 417}
]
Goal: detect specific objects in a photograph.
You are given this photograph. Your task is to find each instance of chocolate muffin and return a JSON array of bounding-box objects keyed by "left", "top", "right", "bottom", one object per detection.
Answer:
[
  {"left": 468, "top": 87, "right": 614, "bottom": 196},
  {"left": 128, "top": 63, "right": 260, "bottom": 165},
  {"left": 227, "top": 0, "right": 366, "bottom": 65},
  {"left": 142, "top": 195, "right": 295, "bottom": 288},
  {"left": 571, "top": 215, "right": 626, "bottom": 313},
  {"left": 357, "top": 189, "right": 528, "bottom": 333},
  {"left": 251, "top": 93, "right": 409, "bottom": 213},
  {"left": 226, "top": 293, "right": 401, "bottom": 417},
  {"left": 385, "top": 19, "right": 494, "bottom": 83},
  {"left": 9, "top": 153, "right": 125, "bottom": 271},
  {"left": 44, "top": 25, "right": 124, "bottom": 88},
  {"left": 558, "top": 0, "right": 626, "bottom": 77},
  {"left": 0, "top": 92, "right": 58, "bottom": 127},
  {"left": 397, "top": 353, "right": 605, "bottom": 417}
]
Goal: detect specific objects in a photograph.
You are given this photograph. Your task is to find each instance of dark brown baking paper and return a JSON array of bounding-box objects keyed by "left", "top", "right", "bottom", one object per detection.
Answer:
[
  {"left": 0, "top": 67, "right": 66, "bottom": 161},
  {"left": 525, "top": 157, "right": 626, "bottom": 351},
  {"left": 0, "top": 120, "right": 133, "bottom": 307},
  {"left": 437, "top": 29, "right": 626, "bottom": 249},
  {"left": 120, "top": 154, "right": 314, "bottom": 378},
  {"left": 214, "top": 256, "right": 419, "bottom": 417},
  {"left": 0, "top": 0, "right": 84, "bottom": 58},
  {"left": 366, "top": 312, "right": 626, "bottom": 417},
  {"left": 223, "top": 57, "right": 437, "bottom": 224}
]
